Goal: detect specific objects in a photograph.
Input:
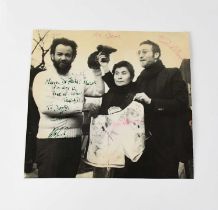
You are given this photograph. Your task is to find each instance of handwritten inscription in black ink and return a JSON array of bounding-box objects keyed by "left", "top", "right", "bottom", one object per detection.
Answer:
[{"left": 48, "top": 126, "right": 70, "bottom": 138}]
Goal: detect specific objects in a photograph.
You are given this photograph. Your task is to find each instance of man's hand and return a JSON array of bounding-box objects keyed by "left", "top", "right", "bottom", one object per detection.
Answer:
[
  {"left": 97, "top": 53, "right": 110, "bottom": 74},
  {"left": 83, "top": 103, "right": 100, "bottom": 118},
  {"left": 133, "top": 92, "right": 151, "bottom": 104}
]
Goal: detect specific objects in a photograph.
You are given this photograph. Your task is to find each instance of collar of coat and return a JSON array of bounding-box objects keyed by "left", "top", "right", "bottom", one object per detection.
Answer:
[{"left": 137, "top": 60, "right": 165, "bottom": 82}]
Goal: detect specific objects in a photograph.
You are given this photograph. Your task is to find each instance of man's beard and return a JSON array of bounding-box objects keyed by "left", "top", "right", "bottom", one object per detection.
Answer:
[{"left": 52, "top": 60, "right": 72, "bottom": 75}]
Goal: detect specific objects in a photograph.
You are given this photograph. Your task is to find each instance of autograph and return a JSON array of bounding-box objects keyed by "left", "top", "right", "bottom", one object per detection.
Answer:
[
  {"left": 158, "top": 35, "right": 183, "bottom": 60},
  {"left": 48, "top": 126, "right": 70, "bottom": 138}
]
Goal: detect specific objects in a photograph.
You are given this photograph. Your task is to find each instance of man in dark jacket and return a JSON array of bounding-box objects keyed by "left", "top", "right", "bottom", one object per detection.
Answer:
[{"left": 103, "top": 40, "right": 190, "bottom": 178}]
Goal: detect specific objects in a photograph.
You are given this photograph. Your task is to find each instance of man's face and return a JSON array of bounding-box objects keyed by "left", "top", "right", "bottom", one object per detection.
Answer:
[
  {"left": 51, "top": 44, "right": 74, "bottom": 75},
  {"left": 137, "top": 44, "right": 159, "bottom": 68},
  {"left": 114, "top": 67, "right": 131, "bottom": 86}
]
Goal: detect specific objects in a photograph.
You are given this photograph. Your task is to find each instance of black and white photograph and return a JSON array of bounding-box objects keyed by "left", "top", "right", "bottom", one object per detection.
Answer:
[
  {"left": 2, "top": 0, "right": 218, "bottom": 209},
  {"left": 24, "top": 30, "right": 193, "bottom": 179}
]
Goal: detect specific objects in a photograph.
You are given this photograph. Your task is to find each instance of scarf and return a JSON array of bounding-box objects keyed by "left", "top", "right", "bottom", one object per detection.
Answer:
[
  {"left": 136, "top": 60, "right": 165, "bottom": 92},
  {"left": 136, "top": 60, "right": 165, "bottom": 85}
]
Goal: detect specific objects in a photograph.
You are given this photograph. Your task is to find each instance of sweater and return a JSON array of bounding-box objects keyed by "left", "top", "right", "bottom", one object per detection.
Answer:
[{"left": 33, "top": 65, "right": 104, "bottom": 139}]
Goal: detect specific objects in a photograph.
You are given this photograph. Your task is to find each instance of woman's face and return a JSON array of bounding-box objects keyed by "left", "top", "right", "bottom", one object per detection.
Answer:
[{"left": 114, "top": 67, "right": 131, "bottom": 86}]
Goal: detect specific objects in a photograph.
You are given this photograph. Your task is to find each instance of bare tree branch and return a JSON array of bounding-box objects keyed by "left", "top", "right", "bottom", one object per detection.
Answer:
[{"left": 31, "top": 30, "right": 49, "bottom": 54}]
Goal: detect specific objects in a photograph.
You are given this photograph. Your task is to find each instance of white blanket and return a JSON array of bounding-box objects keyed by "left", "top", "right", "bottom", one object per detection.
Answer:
[{"left": 86, "top": 101, "right": 146, "bottom": 168}]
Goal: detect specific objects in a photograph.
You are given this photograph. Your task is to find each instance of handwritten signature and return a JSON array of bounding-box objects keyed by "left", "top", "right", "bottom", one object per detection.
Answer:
[
  {"left": 47, "top": 104, "right": 69, "bottom": 114},
  {"left": 48, "top": 126, "right": 70, "bottom": 138},
  {"left": 94, "top": 32, "right": 120, "bottom": 39},
  {"left": 110, "top": 119, "right": 144, "bottom": 128},
  {"left": 158, "top": 35, "right": 183, "bottom": 60}
]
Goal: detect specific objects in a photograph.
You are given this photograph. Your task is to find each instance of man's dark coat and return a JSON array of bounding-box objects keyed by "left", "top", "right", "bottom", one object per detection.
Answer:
[{"left": 103, "top": 60, "right": 192, "bottom": 178}]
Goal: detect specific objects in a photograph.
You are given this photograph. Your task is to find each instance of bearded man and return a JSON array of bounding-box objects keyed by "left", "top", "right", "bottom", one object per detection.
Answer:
[{"left": 33, "top": 38, "right": 105, "bottom": 178}]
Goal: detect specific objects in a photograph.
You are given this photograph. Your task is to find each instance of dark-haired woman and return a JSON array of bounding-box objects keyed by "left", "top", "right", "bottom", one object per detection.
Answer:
[{"left": 89, "top": 61, "right": 148, "bottom": 178}]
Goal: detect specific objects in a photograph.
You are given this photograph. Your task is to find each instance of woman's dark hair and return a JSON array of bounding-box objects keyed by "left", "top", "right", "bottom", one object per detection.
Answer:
[
  {"left": 112, "top": 61, "right": 135, "bottom": 80},
  {"left": 50, "top": 38, "right": 78, "bottom": 59}
]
